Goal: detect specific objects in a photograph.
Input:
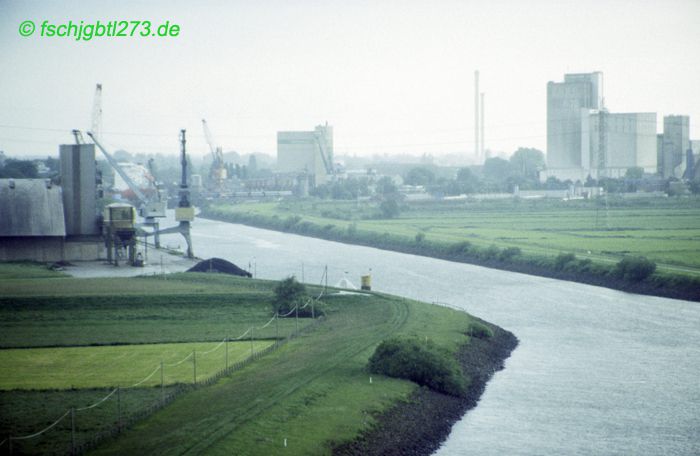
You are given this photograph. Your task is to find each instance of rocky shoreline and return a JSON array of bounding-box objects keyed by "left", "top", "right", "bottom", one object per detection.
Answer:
[{"left": 333, "top": 321, "right": 518, "bottom": 456}]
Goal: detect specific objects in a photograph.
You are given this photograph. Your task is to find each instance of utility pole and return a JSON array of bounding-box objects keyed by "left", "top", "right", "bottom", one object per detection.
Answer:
[
  {"left": 596, "top": 105, "right": 609, "bottom": 230},
  {"left": 474, "top": 70, "right": 480, "bottom": 161}
]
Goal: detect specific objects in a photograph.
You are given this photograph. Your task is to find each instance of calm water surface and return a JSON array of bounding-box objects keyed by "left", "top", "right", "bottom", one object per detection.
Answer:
[{"left": 160, "top": 217, "right": 700, "bottom": 455}]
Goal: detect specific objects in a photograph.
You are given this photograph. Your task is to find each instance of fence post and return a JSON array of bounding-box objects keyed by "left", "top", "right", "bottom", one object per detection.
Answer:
[
  {"left": 295, "top": 305, "right": 299, "bottom": 333},
  {"left": 161, "top": 361, "right": 164, "bottom": 403},
  {"left": 193, "top": 350, "right": 197, "bottom": 384},
  {"left": 71, "top": 408, "right": 76, "bottom": 455},
  {"left": 312, "top": 300, "right": 315, "bottom": 320},
  {"left": 250, "top": 327, "right": 254, "bottom": 357},
  {"left": 275, "top": 313, "right": 279, "bottom": 340},
  {"left": 117, "top": 387, "right": 122, "bottom": 429},
  {"left": 225, "top": 337, "right": 229, "bottom": 370}
]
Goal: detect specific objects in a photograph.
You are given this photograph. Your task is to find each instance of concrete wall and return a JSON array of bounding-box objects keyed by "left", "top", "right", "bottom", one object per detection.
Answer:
[
  {"left": 0, "top": 237, "right": 105, "bottom": 262},
  {"left": 0, "top": 237, "right": 65, "bottom": 262}
]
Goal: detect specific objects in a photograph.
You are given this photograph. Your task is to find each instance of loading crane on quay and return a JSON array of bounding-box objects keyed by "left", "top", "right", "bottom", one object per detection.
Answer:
[
  {"left": 80, "top": 130, "right": 194, "bottom": 259},
  {"left": 201, "top": 118, "right": 227, "bottom": 193}
]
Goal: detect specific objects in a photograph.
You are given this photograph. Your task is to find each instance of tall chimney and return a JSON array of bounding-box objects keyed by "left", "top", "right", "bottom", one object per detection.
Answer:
[
  {"left": 474, "top": 70, "right": 480, "bottom": 160},
  {"left": 480, "top": 92, "right": 485, "bottom": 160}
]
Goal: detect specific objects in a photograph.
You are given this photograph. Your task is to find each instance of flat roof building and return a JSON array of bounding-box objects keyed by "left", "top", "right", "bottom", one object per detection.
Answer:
[
  {"left": 277, "top": 123, "right": 333, "bottom": 186},
  {"left": 545, "top": 72, "right": 657, "bottom": 181}
]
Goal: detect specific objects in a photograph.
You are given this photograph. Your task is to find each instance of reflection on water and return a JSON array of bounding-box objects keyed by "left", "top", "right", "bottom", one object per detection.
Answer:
[{"left": 160, "top": 217, "right": 700, "bottom": 455}]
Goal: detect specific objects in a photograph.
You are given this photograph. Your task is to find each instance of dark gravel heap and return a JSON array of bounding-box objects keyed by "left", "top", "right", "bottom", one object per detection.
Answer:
[
  {"left": 186, "top": 258, "right": 252, "bottom": 277},
  {"left": 333, "top": 321, "right": 518, "bottom": 456}
]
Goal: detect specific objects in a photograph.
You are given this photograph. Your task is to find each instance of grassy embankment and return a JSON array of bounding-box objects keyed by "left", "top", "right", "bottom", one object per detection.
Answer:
[
  {"left": 203, "top": 198, "right": 700, "bottom": 301},
  {"left": 0, "top": 262, "right": 498, "bottom": 455}
]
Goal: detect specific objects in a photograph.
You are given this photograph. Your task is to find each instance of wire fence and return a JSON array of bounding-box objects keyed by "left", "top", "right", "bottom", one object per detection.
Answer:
[{"left": 0, "top": 299, "right": 325, "bottom": 456}]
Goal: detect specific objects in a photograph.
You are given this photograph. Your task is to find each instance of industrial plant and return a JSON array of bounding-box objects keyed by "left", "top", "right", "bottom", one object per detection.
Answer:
[
  {"left": 0, "top": 126, "right": 195, "bottom": 264},
  {"left": 543, "top": 72, "right": 698, "bottom": 182}
]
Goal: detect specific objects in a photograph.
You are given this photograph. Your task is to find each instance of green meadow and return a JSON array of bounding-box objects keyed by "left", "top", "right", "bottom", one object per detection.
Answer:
[
  {"left": 206, "top": 197, "right": 700, "bottom": 275},
  {"left": 0, "top": 263, "right": 481, "bottom": 455}
]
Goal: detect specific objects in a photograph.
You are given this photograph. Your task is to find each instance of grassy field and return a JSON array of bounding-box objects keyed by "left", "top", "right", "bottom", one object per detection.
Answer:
[
  {"left": 0, "top": 275, "right": 300, "bottom": 348},
  {"left": 0, "top": 341, "right": 272, "bottom": 390},
  {"left": 206, "top": 198, "right": 700, "bottom": 275},
  {"left": 0, "top": 263, "right": 479, "bottom": 455}
]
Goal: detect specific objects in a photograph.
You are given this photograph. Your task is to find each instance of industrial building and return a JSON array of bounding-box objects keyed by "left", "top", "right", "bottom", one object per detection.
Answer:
[
  {"left": 659, "top": 115, "right": 690, "bottom": 178},
  {"left": 277, "top": 123, "right": 333, "bottom": 186},
  {"left": 584, "top": 112, "right": 657, "bottom": 178},
  {"left": 545, "top": 72, "right": 657, "bottom": 181},
  {"left": 0, "top": 144, "right": 103, "bottom": 261}
]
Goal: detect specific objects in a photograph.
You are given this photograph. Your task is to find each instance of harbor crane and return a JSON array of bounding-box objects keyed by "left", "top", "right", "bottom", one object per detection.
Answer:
[
  {"left": 87, "top": 132, "right": 167, "bottom": 247},
  {"left": 201, "top": 118, "right": 227, "bottom": 192}
]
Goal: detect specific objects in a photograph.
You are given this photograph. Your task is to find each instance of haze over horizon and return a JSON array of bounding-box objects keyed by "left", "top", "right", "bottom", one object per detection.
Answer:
[{"left": 1, "top": 0, "right": 699, "bottom": 160}]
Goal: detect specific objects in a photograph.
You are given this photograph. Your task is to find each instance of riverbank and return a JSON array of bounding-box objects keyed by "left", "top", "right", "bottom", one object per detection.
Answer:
[
  {"left": 0, "top": 264, "right": 516, "bottom": 455},
  {"left": 334, "top": 321, "right": 518, "bottom": 456},
  {"left": 200, "top": 209, "right": 700, "bottom": 302}
]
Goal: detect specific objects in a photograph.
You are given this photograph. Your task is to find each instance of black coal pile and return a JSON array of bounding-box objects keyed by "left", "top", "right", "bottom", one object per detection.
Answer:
[{"left": 187, "top": 258, "right": 252, "bottom": 277}]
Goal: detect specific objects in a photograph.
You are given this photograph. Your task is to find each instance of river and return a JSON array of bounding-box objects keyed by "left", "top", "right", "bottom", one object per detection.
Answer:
[{"left": 159, "top": 216, "right": 700, "bottom": 455}]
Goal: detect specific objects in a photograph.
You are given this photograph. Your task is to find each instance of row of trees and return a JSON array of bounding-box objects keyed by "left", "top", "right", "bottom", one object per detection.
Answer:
[{"left": 403, "top": 147, "right": 546, "bottom": 195}]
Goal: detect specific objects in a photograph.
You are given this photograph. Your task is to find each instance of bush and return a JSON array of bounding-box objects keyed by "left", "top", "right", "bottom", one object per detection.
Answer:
[
  {"left": 615, "top": 256, "right": 657, "bottom": 282},
  {"left": 468, "top": 321, "right": 493, "bottom": 339},
  {"left": 447, "top": 241, "right": 473, "bottom": 256},
  {"left": 479, "top": 245, "right": 501, "bottom": 261},
  {"left": 379, "top": 199, "right": 400, "bottom": 218},
  {"left": 415, "top": 232, "right": 425, "bottom": 244},
  {"left": 554, "top": 252, "right": 576, "bottom": 270},
  {"left": 273, "top": 276, "right": 307, "bottom": 314},
  {"left": 368, "top": 337, "right": 467, "bottom": 397},
  {"left": 499, "top": 246, "right": 521, "bottom": 262}
]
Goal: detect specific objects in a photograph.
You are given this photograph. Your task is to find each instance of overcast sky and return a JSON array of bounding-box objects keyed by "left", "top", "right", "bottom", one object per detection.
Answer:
[{"left": 1, "top": 0, "right": 699, "bottom": 160}]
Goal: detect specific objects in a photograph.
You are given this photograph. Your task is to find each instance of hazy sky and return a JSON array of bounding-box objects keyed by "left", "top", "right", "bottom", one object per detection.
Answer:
[{"left": 1, "top": 0, "right": 699, "bottom": 160}]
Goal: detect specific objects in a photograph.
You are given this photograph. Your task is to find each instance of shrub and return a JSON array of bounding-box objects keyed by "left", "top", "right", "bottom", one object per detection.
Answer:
[
  {"left": 368, "top": 337, "right": 467, "bottom": 397},
  {"left": 379, "top": 199, "right": 400, "bottom": 218},
  {"left": 273, "top": 276, "right": 307, "bottom": 314},
  {"left": 468, "top": 321, "right": 493, "bottom": 339},
  {"left": 415, "top": 232, "right": 425, "bottom": 244},
  {"left": 479, "top": 245, "right": 501, "bottom": 261},
  {"left": 447, "top": 241, "right": 473, "bottom": 256},
  {"left": 282, "top": 215, "right": 302, "bottom": 230},
  {"left": 554, "top": 252, "right": 576, "bottom": 270},
  {"left": 499, "top": 246, "right": 522, "bottom": 262},
  {"left": 615, "top": 256, "right": 657, "bottom": 282}
]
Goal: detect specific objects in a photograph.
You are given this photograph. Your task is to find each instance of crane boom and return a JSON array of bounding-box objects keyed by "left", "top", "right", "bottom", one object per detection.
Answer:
[
  {"left": 201, "top": 119, "right": 216, "bottom": 156},
  {"left": 91, "top": 84, "right": 102, "bottom": 140},
  {"left": 314, "top": 135, "right": 333, "bottom": 175},
  {"left": 87, "top": 131, "right": 149, "bottom": 204}
]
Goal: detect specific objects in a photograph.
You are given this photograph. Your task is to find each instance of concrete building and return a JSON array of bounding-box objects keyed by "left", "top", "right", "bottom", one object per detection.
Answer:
[
  {"left": 0, "top": 144, "right": 104, "bottom": 262},
  {"left": 545, "top": 72, "right": 657, "bottom": 181},
  {"left": 547, "top": 72, "right": 603, "bottom": 172},
  {"left": 277, "top": 123, "right": 333, "bottom": 186},
  {"left": 659, "top": 115, "right": 690, "bottom": 178},
  {"left": 584, "top": 112, "right": 657, "bottom": 178},
  {"left": 0, "top": 179, "right": 66, "bottom": 261},
  {"left": 60, "top": 144, "right": 100, "bottom": 236}
]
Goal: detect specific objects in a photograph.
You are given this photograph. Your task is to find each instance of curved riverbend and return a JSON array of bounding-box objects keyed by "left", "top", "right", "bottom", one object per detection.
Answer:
[{"left": 158, "top": 217, "right": 700, "bottom": 455}]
